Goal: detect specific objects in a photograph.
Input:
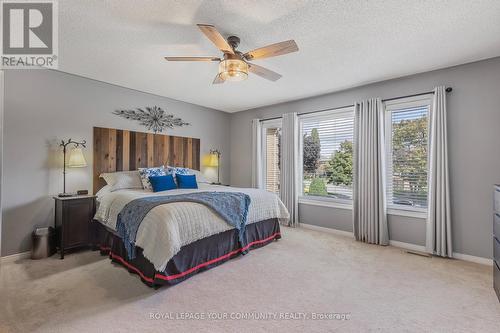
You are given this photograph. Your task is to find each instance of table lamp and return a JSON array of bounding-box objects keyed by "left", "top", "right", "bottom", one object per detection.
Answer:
[
  {"left": 59, "top": 139, "right": 87, "bottom": 197},
  {"left": 205, "top": 149, "right": 221, "bottom": 185}
]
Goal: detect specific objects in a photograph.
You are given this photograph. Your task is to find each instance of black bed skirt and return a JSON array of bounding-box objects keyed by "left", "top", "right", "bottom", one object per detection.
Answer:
[{"left": 90, "top": 219, "right": 281, "bottom": 288}]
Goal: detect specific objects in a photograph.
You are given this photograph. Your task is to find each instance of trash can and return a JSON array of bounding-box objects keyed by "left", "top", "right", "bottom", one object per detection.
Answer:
[{"left": 31, "top": 227, "right": 55, "bottom": 259}]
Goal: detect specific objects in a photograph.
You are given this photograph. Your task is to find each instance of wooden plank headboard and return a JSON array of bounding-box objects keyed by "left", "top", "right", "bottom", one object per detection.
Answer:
[{"left": 93, "top": 127, "right": 200, "bottom": 193}]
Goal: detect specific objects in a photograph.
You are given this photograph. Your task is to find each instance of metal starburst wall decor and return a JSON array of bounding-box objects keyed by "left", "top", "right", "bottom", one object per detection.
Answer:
[{"left": 113, "top": 106, "right": 190, "bottom": 133}]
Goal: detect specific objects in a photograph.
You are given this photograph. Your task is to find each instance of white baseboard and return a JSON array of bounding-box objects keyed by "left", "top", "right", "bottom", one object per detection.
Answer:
[
  {"left": 0, "top": 251, "right": 30, "bottom": 263},
  {"left": 300, "top": 223, "right": 354, "bottom": 238},
  {"left": 300, "top": 224, "right": 492, "bottom": 266},
  {"left": 452, "top": 252, "right": 492, "bottom": 266},
  {"left": 389, "top": 240, "right": 426, "bottom": 253}
]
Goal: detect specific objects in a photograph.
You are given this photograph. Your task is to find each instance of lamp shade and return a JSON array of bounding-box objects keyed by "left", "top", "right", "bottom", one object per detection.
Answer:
[
  {"left": 205, "top": 153, "right": 219, "bottom": 167},
  {"left": 68, "top": 147, "right": 87, "bottom": 168}
]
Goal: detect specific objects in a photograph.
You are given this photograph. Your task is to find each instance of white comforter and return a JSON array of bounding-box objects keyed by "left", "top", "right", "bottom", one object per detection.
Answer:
[{"left": 94, "top": 184, "right": 289, "bottom": 271}]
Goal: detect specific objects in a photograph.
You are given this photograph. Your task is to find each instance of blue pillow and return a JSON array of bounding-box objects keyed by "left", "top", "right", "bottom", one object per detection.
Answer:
[
  {"left": 176, "top": 174, "right": 198, "bottom": 189},
  {"left": 148, "top": 174, "right": 177, "bottom": 192}
]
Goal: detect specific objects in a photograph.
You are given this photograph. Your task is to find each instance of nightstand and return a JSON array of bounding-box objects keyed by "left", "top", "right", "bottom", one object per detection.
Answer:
[{"left": 53, "top": 195, "right": 96, "bottom": 259}]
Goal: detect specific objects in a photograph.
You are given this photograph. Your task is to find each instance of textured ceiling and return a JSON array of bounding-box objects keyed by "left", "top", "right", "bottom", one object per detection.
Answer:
[{"left": 59, "top": 0, "right": 500, "bottom": 112}]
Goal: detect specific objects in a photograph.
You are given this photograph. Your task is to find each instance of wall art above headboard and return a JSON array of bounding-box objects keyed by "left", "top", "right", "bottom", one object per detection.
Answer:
[
  {"left": 93, "top": 127, "right": 200, "bottom": 193},
  {"left": 112, "top": 106, "right": 190, "bottom": 134}
]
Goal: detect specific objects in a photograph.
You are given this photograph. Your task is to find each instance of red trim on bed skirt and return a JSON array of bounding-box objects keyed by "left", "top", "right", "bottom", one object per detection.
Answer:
[
  {"left": 154, "top": 232, "right": 281, "bottom": 281},
  {"left": 110, "top": 253, "right": 155, "bottom": 283},
  {"left": 107, "top": 232, "right": 280, "bottom": 284}
]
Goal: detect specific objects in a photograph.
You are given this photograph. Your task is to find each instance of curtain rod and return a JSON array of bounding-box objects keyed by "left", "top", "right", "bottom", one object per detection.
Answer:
[{"left": 259, "top": 87, "right": 452, "bottom": 122}]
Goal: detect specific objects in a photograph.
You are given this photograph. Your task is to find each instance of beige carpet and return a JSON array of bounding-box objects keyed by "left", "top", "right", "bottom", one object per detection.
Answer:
[{"left": 1, "top": 227, "right": 499, "bottom": 333}]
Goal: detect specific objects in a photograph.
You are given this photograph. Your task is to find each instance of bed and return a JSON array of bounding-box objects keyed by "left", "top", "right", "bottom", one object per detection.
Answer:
[{"left": 90, "top": 127, "right": 289, "bottom": 288}]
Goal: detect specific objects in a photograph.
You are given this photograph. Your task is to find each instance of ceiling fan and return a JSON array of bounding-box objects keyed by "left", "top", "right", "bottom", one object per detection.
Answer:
[{"left": 165, "top": 24, "right": 299, "bottom": 84}]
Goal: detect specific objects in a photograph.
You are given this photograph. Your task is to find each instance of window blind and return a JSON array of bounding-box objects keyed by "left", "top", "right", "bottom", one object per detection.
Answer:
[
  {"left": 386, "top": 106, "right": 429, "bottom": 209},
  {"left": 301, "top": 110, "right": 354, "bottom": 200},
  {"left": 265, "top": 127, "right": 280, "bottom": 193}
]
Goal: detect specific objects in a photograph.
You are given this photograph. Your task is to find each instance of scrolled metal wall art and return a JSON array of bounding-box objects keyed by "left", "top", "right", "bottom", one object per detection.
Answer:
[{"left": 113, "top": 106, "right": 190, "bottom": 134}]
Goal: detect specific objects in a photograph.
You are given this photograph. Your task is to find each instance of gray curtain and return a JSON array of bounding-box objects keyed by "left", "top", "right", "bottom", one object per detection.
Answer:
[
  {"left": 426, "top": 86, "right": 452, "bottom": 257},
  {"left": 251, "top": 119, "right": 263, "bottom": 189},
  {"left": 280, "top": 113, "right": 299, "bottom": 227},
  {"left": 353, "top": 98, "right": 389, "bottom": 245}
]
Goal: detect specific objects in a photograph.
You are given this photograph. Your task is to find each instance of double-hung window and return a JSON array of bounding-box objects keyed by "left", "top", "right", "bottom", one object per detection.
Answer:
[
  {"left": 261, "top": 119, "right": 282, "bottom": 194},
  {"left": 384, "top": 95, "right": 432, "bottom": 213},
  {"left": 299, "top": 107, "right": 355, "bottom": 204}
]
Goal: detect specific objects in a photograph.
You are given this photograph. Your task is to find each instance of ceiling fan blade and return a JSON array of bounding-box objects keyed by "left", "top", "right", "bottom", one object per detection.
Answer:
[
  {"left": 248, "top": 63, "right": 282, "bottom": 81},
  {"left": 244, "top": 40, "right": 298, "bottom": 60},
  {"left": 197, "top": 24, "right": 235, "bottom": 55},
  {"left": 165, "top": 56, "right": 220, "bottom": 62},
  {"left": 213, "top": 74, "right": 225, "bottom": 84}
]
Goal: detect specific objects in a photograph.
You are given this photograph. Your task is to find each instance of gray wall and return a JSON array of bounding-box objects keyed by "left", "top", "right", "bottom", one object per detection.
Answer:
[
  {"left": 2, "top": 70, "right": 231, "bottom": 256},
  {"left": 298, "top": 206, "right": 427, "bottom": 247},
  {"left": 230, "top": 57, "right": 500, "bottom": 259}
]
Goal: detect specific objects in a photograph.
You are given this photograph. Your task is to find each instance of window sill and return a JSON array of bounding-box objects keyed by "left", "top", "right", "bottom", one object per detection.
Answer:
[
  {"left": 387, "top": 208, "right": 427, "bottom": 219},
  {"left": 298, "top": 197, "right": 352, "bottom": 210}
]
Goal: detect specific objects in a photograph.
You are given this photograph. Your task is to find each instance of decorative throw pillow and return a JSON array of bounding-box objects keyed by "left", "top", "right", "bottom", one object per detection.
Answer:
[
  {"left": 100, "top": 170, "right": 143, "bottom": 192},
  {"left": 166, "top": 166, "right": 190, "bottom": 176},
  {"left": 149, "top": 174, "right": 177, "bottom": 192},
  {"left": 138, "top": 166, "right": 167, "bottom": 191},
  {"left": 176, "top": 174, "right": 198, "bottom": 189},
  {"left": 167, "top": 166, "right": 209, "bottom": 183}
]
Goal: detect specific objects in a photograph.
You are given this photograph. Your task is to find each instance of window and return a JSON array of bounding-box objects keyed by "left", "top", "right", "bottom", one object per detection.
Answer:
[
  {"left": 299, "top": 107, "right": 355, "bottom": 202},
  {"left": 261, "top": 119, "right": 282, "bottom": 193},
  {"left": 384, "top": 95, "right": 432, "bottom": 211}
]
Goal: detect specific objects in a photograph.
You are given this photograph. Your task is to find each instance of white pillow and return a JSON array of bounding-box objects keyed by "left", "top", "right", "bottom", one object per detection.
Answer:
[
  {"left": 188, "top": 169, "right": 210, "bottom": 183},
  {"left": 100, "top": 170, "right": 143, "bottom": 191}
]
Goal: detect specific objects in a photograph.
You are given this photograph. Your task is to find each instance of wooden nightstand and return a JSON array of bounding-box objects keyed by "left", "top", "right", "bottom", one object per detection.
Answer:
[{"left": 53, "top": 195, "right": 96, "bottom": 259}]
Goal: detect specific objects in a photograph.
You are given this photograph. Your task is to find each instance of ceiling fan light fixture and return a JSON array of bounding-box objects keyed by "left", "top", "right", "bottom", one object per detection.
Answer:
[
  {"left": 218, "top": 59, "right": 248, "bottom": 82},
  {"left": 165, "top": 25, "right": 298, "bottom": 84}
]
